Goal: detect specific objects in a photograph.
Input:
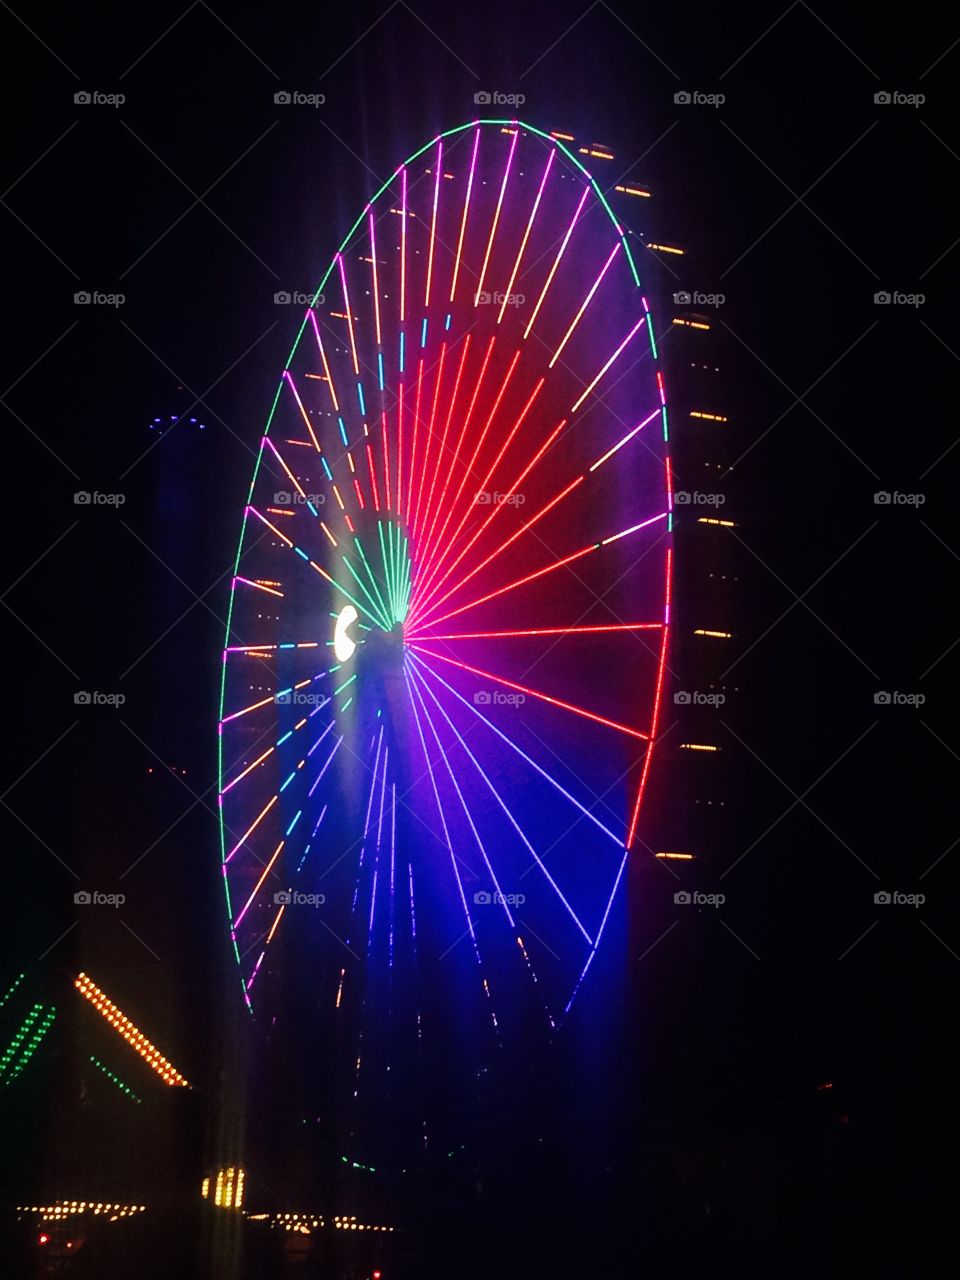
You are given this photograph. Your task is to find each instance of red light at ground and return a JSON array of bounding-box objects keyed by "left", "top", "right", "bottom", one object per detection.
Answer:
[{"left": 38, "top": 1234, "right": 49, "bottom": 1245}]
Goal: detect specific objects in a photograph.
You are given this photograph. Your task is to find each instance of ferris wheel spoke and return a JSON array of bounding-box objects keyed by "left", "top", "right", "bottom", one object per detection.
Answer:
[
  {"left": 563, "top": 847, "right": 630, "bottom": 1019},
  {"left": 411, "top": 342, "right": 448, "bottom": 543},
  {"left": 569, "top": 315, "right": 647, "bottom": 415},
  {"left": 522, "top": 183, "right": 590, "bottom": 341},
  {"left": 407, "top": 666, "right": 516, "bottom": 927},
  {"left": 399, "top": 166, "right": 408, "bottom": 325},
  {"left": 408, "top": 419, "right": 573, "bottom": 626},
  {"left": 418, "top": 622, "right": 664, "bottom": 643},
  {"left": 233, "top": 575, "right": 283, "bottom": 598},
  {"left": 408, "top": 651, "right": 625, "bottom": 847},
  {"left": 233, "top": 837, "right": 285, "bottom": 928},
  {"left": 497, "top": 146, "right": 555, "bottom": 327},
  {"left": 402, "top": 666, "right": 493, "bottom": 1004},
  {"left": 412, "top": 347, "right": 521, "bottom": 600},
  {"left": 409, "top": 661, "right": 593, "bottom": 946},
  {"left": 547, "top": 242, "right": 620, "bottom": 370},
  {"left": 418, "top": 334, "right": 472, "bottom": 552},
  {"left": 417, "top": 511, "right": 667, "bottom": 632},
  {"left": 474, "top": 126, "right": 518, "bottom": 306},
  {"left": 409, "top": 645, "right": 649, "bottom": 741},
  {"left": 449, "top": 127, "right": 479, "bottom": 305},
  {"left": 424, "top": 139, "right": 443, "bottom": 308},
  {"left": 415, "top": 334, "right": 497, "bottom": 584},
  {"left": 281, "top": 370, "right": 322, "bottom": 453}
]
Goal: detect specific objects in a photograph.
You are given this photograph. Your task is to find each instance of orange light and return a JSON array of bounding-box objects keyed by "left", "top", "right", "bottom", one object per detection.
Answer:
[
  {"left": 74, "top": 973, "right": 190, "bottom": 1087},
  {"left": 679, "top": 743, "right": 719, "bottom": 752},
  {"left": 614, "top": 184, "right": 651, "bottom": 198},
  {"left": 646, "top": 242, "right": 684, "bottom": 255},
  {"left": 655, "top": 852, "right": 695, "bottom": 861},
  {"left": 690, "top": 410, "right": 728, "bottom": 422},
  {"left": 693, "top": 629, "right": 731, "bottom": 638}
]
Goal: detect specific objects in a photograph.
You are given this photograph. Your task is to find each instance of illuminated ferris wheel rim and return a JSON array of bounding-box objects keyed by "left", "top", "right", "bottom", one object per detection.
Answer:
[{"left": 217, "top": 118, "right": 674, "bottom": 1028}]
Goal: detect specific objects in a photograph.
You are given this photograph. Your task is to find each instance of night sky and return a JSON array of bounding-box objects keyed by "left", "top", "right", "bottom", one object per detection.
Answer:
[{"left": 1, "top": 0, "right": 956, "bottom": 1273}]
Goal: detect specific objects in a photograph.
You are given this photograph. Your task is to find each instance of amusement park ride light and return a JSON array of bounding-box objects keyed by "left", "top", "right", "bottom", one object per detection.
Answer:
[{"left": 333, "top": 605, "right": 359, "bottom": 662}]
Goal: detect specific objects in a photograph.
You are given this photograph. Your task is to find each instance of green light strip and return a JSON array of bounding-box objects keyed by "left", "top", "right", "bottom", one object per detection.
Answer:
[
  {"left": 0, "top": 972, "right": 25, "bottom": 1008},
  {"left": 89, "top": 1055, "right": 142, "bottom": 1103},
  {"left": 1, "top": 1004, "right": 56, "bottom": 1085},
  {"left": 353, "top": 537, "right": 391, "bottom": 627}
]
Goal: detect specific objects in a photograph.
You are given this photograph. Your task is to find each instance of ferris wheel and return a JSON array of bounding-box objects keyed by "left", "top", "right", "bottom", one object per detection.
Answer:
[{"left": 218, "top": 120, "right": 673, "bottom": 1103}]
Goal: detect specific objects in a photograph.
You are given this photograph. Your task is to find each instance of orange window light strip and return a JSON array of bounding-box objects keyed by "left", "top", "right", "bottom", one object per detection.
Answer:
[{"left": 74, "top": 973, "right": 189, "bottom": 1087}]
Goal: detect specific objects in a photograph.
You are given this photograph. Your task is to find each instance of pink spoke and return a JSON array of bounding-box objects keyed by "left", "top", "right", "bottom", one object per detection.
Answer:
[{"left": 408, "top": 646, "right": 649, "bottom": 741}]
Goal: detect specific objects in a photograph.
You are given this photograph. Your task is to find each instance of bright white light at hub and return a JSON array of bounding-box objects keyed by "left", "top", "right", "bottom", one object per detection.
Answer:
[{"left": 333, "top": 605, "right": 359, "bottom": 662}]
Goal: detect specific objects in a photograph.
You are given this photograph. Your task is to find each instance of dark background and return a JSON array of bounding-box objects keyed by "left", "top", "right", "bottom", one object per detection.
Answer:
[{"left": 1, "top": 0, "right": 957, "bottom": 1273}]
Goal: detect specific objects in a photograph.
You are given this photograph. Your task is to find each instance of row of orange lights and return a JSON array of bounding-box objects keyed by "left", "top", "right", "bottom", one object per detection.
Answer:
[{"left": 74, "top": 973, "right": 190, "bottom": 1087}]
